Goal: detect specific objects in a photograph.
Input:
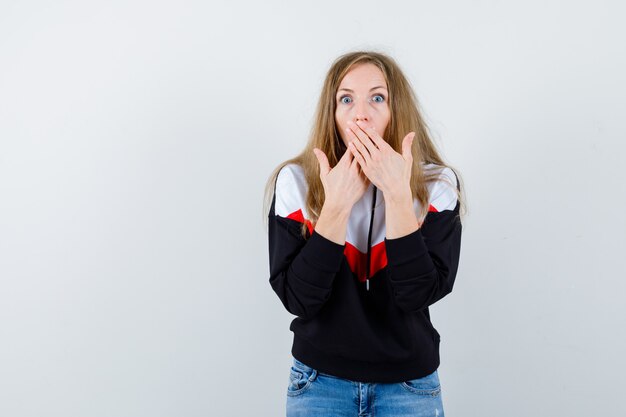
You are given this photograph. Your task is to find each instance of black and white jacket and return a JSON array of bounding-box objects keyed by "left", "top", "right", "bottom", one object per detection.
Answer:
[{"left": 268, "top": 162, "right": 462, "bottom": 383}]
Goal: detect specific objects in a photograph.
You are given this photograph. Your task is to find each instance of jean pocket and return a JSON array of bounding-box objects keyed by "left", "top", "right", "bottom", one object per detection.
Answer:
[
  {"left": 287, "top": 357, "right": 317, "bottom": 396},
  {"left": 400, "top": 370, "right": 441, "bottom": 397}
]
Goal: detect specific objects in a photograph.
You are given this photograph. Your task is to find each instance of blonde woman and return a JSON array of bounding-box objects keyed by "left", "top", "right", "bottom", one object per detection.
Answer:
[{"left": 264, "top": 51, "right": 465, "bottom": 416}]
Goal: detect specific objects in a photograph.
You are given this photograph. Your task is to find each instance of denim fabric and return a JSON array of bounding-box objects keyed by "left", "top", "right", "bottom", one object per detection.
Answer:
[{"left": 286, "top": 357, "right": 444, "bottom": 417}]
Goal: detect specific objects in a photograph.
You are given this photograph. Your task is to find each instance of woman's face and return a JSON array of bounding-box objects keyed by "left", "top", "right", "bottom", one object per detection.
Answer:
[{"left": 335, "top": 63, "right": 391, "bottom": 148}]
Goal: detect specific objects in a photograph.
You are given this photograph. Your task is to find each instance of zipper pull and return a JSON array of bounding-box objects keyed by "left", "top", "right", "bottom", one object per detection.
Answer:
[{"left": 366, "top": 279, "right": 370, "bottom": 291}]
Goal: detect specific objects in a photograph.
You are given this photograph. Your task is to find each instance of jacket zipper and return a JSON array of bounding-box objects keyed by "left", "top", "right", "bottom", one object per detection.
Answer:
[{"left": 365, "top": 186, "right": 377, "bottom": 291}]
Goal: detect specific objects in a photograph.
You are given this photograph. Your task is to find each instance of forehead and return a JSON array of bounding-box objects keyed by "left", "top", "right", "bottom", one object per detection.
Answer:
[{"left": 338, "top": 63, "right": 387, "bottom": 89}]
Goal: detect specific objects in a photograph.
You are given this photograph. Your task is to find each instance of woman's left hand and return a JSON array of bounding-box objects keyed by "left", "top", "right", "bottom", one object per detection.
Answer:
[{"left": 346, "top": 120, "right": 416, "bottom": 201}]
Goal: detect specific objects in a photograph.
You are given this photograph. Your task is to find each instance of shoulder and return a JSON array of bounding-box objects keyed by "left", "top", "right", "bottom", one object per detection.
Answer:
[
  {"left": 422, "top": 163, "right": 459, "bottom": 213},
  {"left": 274, "top": 163, "right": 309, "bottom": 218},
  {"left": 276, "top": 162, "right": 305, "bottom": 190}
]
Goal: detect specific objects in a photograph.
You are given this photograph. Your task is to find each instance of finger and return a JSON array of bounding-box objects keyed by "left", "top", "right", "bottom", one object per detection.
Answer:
[
  {"left": 346, "top": 122, "right": 376, "bottom": 158},
  {"left": 348, "top": 136, "right": 371, "bottom": 167},
  {"left": 351, "top": 154, "right": 366, "bottom": 181},
  {"left": 359, "top": 166, "right": 370, "bottom": 184},
  {"left": 348, "top": 140, "right": 368, "bottom": 168},
  {"left": 313, "top": 148, "right": 330, "bottom": 176},
  {"left": 355, "top": 120, "right": 391, "bottom": 152},
  {"left": 402, "top": 132, "right": 416, "bottom": 160},
  {"left": 350, "top": 152, "right": 359, "bottom": 171}
]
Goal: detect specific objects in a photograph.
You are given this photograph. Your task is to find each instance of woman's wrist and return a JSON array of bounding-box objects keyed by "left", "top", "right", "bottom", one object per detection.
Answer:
[
  {"left": 314, "top": 201, "right": 351, "bottom": 245},
  {"left": 384, "top": 189, "right": 420, "bottom": 239},
  {"left": 321, "top": 199, "right": 353, "bottom": 218},
  {"left": 383, "top": 184, "right": 413, "bottom": 206}
]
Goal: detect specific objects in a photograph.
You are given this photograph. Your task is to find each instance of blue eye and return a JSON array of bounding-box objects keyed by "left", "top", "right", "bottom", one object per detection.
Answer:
[
  {"left": 340, "top": 96, "right": 352, "bottom": 104},
  {"left": 372, "top": 94, "right": 385, "bottom": 103}
]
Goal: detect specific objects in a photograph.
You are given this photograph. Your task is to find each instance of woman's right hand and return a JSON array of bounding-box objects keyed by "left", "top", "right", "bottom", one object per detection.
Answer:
[
  {"left": 313, "top": 145, "right": 370, "bottom": 212},
  {"left": 310, "top": 145, "right": 368, "bottom": 244}
]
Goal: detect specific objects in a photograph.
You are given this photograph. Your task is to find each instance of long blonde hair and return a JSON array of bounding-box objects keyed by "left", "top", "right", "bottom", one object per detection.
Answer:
[{"left": 263, "top": 51, "right": 467, "bottom": 238}]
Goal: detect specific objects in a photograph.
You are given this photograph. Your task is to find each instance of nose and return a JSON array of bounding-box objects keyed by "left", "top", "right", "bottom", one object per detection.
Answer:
[
  {"left": 355, "top": 113, "right": 369, "bottom": 123},
  {"left": 354, "top": 99, "right": 370, "bottom": 123}
]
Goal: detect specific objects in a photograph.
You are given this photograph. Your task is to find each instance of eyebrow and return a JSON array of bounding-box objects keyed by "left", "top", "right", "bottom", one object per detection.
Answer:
[{"left": 337, "top": 86, "right": 387, "bottom": 93}]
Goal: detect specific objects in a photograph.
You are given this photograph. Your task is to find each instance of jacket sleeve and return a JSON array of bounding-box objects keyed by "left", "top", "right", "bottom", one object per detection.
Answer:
[
  {"left": 385, "top": 167, "right": 462, "bottom": 313},
  {"left": 267, "top": 167, "right": 345, "bottom": 319}
]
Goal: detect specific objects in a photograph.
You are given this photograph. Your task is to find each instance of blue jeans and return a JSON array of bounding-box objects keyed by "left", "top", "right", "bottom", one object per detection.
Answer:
[{"left": 286, "top": 357, "right": 445, "bottom": 417}]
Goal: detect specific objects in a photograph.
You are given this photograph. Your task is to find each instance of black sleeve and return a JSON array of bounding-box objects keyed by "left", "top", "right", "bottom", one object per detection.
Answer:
[
  {"left": 267, "top": 193, "right": 345, "bottom": 319},
  {"left": 384, "top": 171, "right": 463, "bottom": 313}
]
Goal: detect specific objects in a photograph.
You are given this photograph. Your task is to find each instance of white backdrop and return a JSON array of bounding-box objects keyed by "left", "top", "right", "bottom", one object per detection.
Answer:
[{"left": 1, "top": 1, "right": 624, "bottom": 416}]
